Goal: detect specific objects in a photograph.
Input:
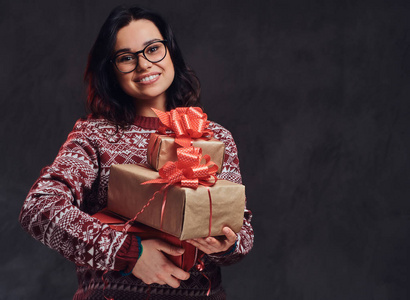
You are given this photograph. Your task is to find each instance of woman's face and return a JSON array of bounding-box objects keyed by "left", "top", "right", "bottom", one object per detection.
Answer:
[{"left": 113, "top": 19, "right": 175, "bottom": 109}]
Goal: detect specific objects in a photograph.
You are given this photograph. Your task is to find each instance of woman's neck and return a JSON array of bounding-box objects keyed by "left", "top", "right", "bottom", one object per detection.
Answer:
[{"left": 134, "top": 96, "right": 167, "bottom": 117}]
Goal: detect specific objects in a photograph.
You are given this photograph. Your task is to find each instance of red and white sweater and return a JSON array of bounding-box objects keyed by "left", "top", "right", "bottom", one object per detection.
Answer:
[{"left": 19, "top": 115, "right": 253, "bottom": 300}]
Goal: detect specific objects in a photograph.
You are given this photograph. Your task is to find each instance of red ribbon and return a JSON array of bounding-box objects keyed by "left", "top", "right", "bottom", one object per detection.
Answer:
[
  {"left": 196, "top": 250, "right": 212, "bottom": 296},
  {"left": 152, "top": 107, "right": 213, "bottom": 148}
]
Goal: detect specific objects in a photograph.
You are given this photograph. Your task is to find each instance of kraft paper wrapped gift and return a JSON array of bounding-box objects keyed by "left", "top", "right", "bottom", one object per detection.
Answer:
[
  {"left": 107, "top": 164, "right": 245, "bottom": 240},
  {"left": 147, "top": 133, "right": 225, "bottom": 174}
]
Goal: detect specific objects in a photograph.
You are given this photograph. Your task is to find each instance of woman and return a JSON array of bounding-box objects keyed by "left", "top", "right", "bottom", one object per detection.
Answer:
[{"left": 19, "top": 5, "right": 253, "bottom": 300}]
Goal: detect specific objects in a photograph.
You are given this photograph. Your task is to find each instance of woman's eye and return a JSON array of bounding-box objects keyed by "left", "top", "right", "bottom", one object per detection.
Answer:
[
  {"left": 146, "top": 45, "right": 159, "bottom": 54},
  {"left": 117, "top": 55, "right": 135, "bottom": 64}
]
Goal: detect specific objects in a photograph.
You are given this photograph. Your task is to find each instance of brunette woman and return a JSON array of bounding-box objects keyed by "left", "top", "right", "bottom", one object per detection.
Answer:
[{"left": 20, "top": 5, "right": 253, "bottom": 300}]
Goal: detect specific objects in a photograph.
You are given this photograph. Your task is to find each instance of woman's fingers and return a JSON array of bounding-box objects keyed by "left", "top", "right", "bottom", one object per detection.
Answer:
[
  {"left": 222, "top": 227, "right": 237, "bottom": 244},
  {"left": 186, "top": 238, "right": 215, "bottom": 254},
  {"left": 156, "top": 272, "right": 181, "bottom": 288},
  {"left": 186, "top": 227, "right": 237, "bottom": 254},
  {"left": 132, "top": 239, "right": 190, "bottom": 287},
  {"left": 156, "top": 239, "right": 185, "bottom": 256}
]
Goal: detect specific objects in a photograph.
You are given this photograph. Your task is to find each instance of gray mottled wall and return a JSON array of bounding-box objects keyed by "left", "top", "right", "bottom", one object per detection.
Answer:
[{"left": 1, "top": 0, "right": 410, "bottom": 299}]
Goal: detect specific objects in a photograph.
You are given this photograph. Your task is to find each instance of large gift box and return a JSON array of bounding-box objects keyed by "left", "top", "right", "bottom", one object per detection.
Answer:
[
  {"left": 147, "top": 133, "right": 225, "bottom": 174},
  {"left": 107, "top": 164, "right": 245, "bottom": 240}
]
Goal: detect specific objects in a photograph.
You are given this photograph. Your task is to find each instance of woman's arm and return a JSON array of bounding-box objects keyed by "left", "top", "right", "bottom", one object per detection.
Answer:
[{"left": 19, "top": 120, "right": 139, "bottom": 272}]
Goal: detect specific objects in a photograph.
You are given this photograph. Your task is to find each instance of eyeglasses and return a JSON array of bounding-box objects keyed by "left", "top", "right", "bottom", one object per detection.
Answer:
[{"left": 112, "top": 40, "right": 168, "bottom": 73}]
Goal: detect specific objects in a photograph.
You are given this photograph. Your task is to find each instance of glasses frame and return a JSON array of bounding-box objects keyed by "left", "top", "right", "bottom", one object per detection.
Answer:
[{"left": 112, "top": 40, "right": 168, "bottom": 74}]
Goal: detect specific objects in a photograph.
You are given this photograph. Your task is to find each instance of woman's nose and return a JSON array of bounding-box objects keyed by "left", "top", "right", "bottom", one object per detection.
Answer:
[{"left": 136, "top": 54, "right": 152, "bottom": 71}]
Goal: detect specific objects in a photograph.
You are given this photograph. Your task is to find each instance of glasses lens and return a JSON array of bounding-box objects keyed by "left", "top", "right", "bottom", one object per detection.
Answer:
[
  {"left": 115, "top": 53, "right": 137, "bottom": 73},
  {"left": 144, "top": 41, "right": 166, "bottom": 63}
]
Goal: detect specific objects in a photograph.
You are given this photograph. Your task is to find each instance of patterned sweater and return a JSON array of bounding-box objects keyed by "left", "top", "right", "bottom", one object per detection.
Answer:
[{"left": 19, "top": 115, "right": 253, "bottom": 300}]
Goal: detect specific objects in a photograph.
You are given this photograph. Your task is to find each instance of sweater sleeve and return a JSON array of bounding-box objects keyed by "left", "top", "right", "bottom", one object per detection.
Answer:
[
  {"left": 206, "top": 122, "right": 254, "bottom": 266},
  {"left": 19, "top": 120, "right": 138, "bottom": 271}
]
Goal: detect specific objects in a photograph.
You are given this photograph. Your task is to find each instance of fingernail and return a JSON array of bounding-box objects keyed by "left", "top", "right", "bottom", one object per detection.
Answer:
[{"left": 177, "top": 248, "right": 185, "bottom": 254}]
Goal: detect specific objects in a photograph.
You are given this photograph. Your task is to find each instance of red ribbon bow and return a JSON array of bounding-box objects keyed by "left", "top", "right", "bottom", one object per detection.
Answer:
[
  {"left": 152, "top": 107, "right": 213, "bottom": 148},
  {"left": 143, "top": 146, "right": 218, "bottom": 188}
]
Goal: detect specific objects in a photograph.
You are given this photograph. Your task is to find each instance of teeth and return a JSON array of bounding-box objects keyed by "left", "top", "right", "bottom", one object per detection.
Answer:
[{"left": 140, "top": 74, "right": 159, "bottom": 82}]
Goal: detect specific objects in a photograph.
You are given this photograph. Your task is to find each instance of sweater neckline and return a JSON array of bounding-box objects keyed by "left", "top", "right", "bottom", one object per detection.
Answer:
[{"left": 133, "top": 115, "right": 160, "bottom": 130}]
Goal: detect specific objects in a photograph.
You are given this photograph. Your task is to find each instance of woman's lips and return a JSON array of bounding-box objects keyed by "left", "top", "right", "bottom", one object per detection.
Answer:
[{"left": 135, "top": 73, "right": 160, "bottom": 84}]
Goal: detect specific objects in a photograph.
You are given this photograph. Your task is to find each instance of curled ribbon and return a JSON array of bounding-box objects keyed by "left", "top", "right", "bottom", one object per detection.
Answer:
[
  {"left": 152, "top": 107, "right": 213, "bottom": 148},
  {"left": 123, "top": 147, "right": 218, "bottom": 231},
  {"left": 196, "top": 251, "right": 212, "bottom": 296}
]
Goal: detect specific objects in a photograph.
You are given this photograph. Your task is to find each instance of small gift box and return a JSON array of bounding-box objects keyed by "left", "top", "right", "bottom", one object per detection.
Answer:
[
  {"left": 147, "top": 107, "right": 225, "bottom": 173},
  {"left": 92, "top": 209, "right": 199, "bottom": 271},
  {"left": 147, "top": 133, "right": 225, "bottom": 174},
  {"left": 107, "top": 163, "right": 245, "bottom": 240}
]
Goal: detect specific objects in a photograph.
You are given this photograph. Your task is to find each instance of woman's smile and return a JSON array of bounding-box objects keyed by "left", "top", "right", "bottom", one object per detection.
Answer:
[{"left": 135, "top": 72, "right": 161, "bottom": 83}]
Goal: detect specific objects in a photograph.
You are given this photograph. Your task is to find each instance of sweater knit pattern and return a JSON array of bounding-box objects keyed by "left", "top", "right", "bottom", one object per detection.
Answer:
[{"left": 19, "top": 117, "right": 253, "bottom": 299}]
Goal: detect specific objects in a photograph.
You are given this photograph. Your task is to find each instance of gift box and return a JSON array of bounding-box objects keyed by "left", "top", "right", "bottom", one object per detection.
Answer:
[
  {"left": 107, "top": 164, "right": 245, "bottom": 240},
  {"left": 147, "top": 133, "right": 225, "bottom": 174},
  {"left": 92, "top": 209, "right": 199, "bottom": 271}
]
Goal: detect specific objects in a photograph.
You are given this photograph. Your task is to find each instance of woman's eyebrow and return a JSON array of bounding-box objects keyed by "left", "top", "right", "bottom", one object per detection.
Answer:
[
  {"left": 114, "top": 48, "right": 131, "bottom": 56},
  {"left": 143, "top": 38, "right": 162, "bottom": 46}
]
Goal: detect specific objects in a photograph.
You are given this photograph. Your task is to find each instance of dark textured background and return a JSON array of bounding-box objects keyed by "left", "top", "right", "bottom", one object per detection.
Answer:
[{"left": 1, "top": 0, "right": 410, "bottom": 299}]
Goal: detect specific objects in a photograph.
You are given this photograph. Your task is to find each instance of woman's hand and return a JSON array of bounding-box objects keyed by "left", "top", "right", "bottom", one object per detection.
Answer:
[
  {"left": 132, "top": 239, "right": 190, "bottom": 288},
  {"left": 186, "top": 227, "right": 237, "bottom": 255}
]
